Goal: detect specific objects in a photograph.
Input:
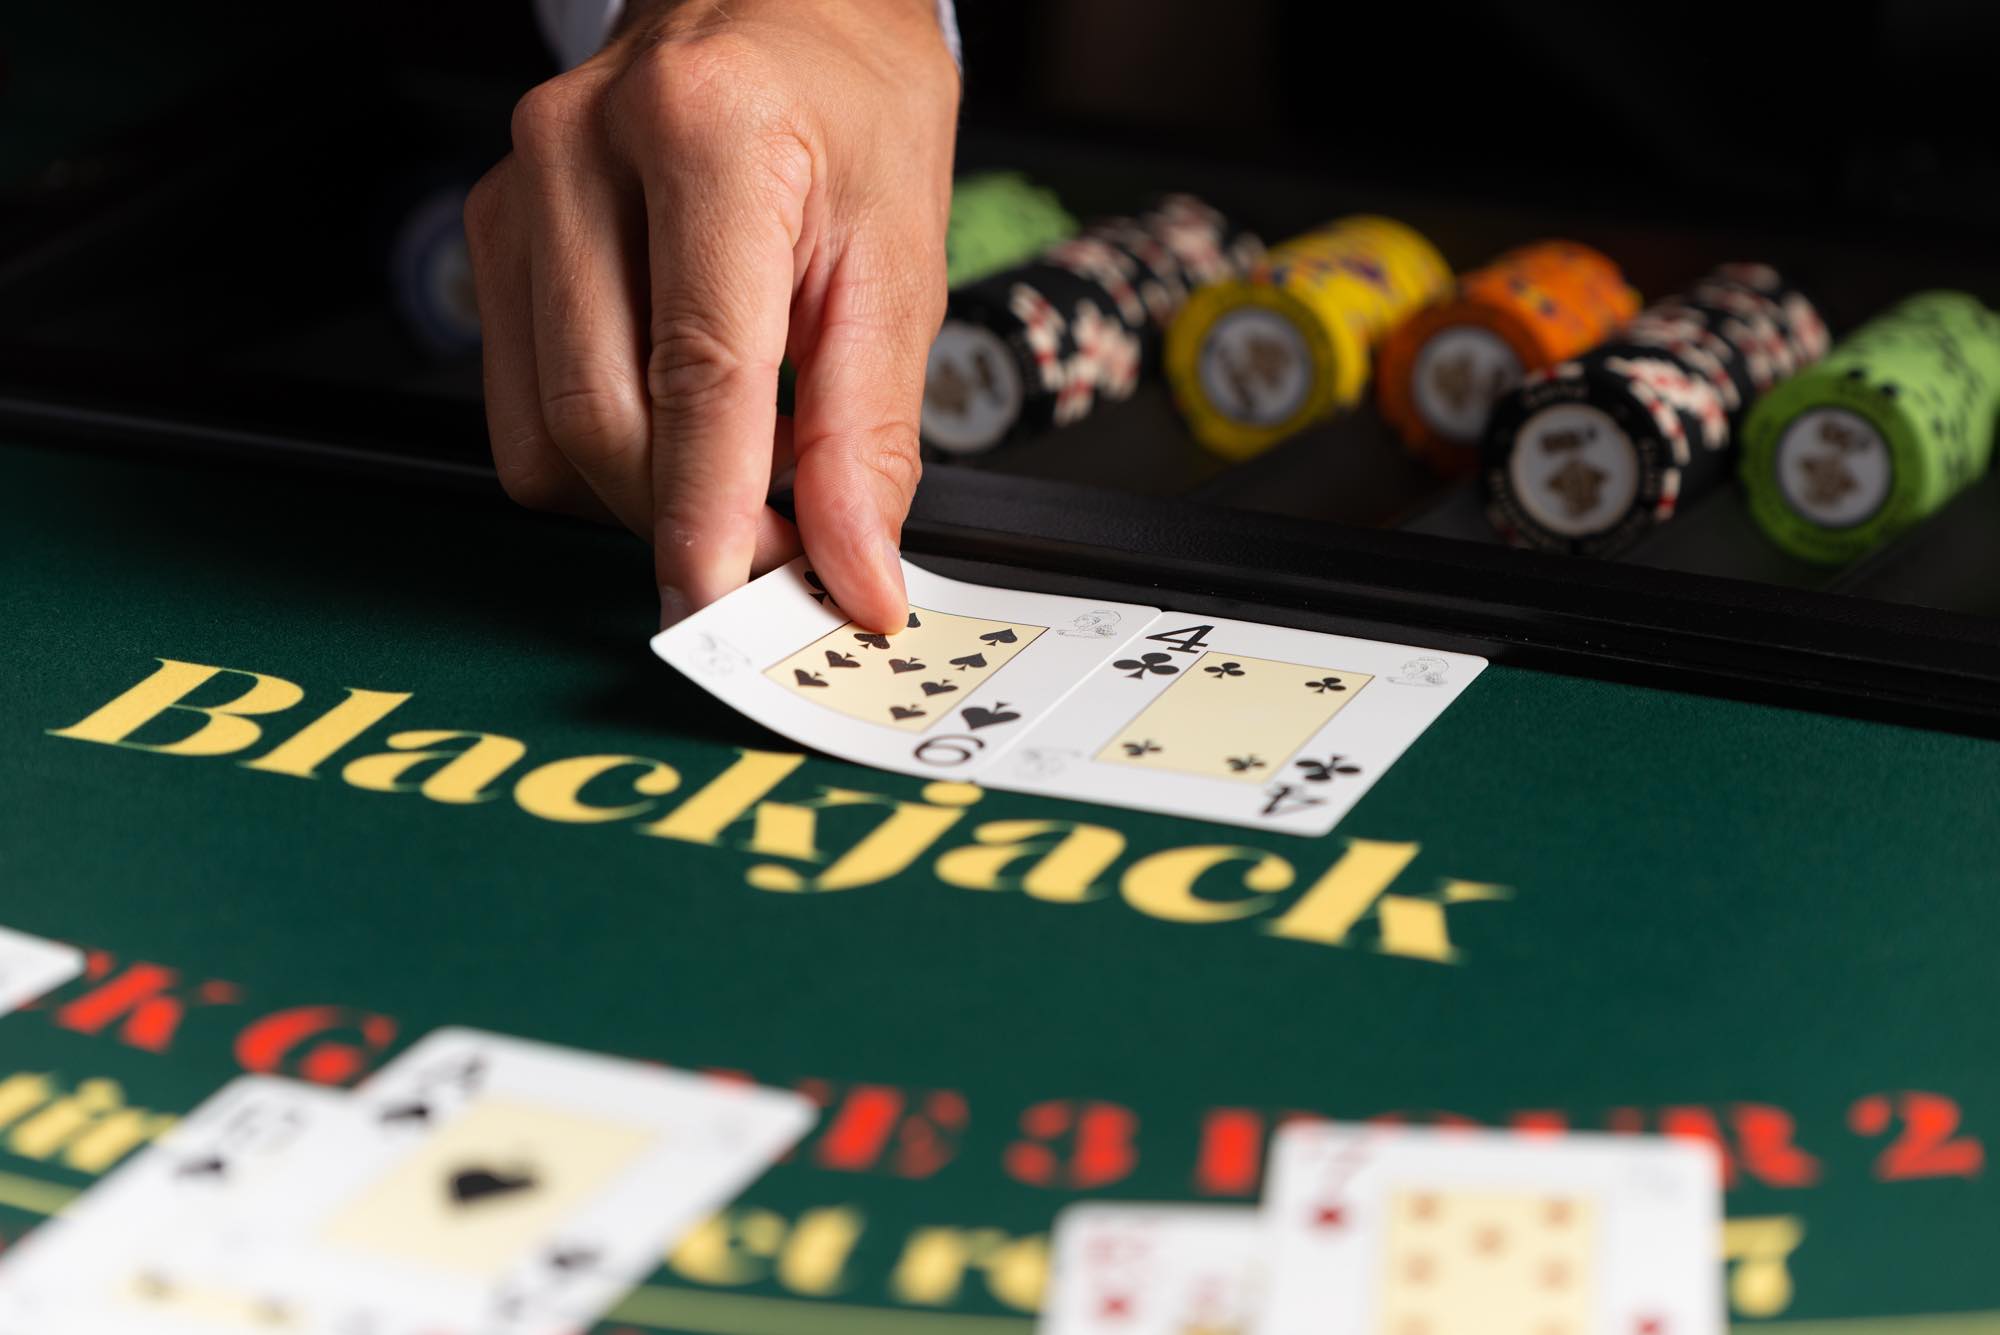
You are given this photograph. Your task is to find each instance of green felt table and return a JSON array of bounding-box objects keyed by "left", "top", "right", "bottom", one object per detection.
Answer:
[{"left": 4, "top": 435, "right": 1999, "bottom": 1331}]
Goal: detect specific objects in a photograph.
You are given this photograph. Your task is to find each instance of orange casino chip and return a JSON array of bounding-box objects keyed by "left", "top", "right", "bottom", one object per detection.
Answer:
[{"left": 1377, "top": 241, "right": 1641, "bottom": 476}]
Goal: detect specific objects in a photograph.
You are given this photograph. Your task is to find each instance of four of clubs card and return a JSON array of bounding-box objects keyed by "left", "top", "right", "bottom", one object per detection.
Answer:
[{"left": 653, "top": 559, "right": 1484, "bottom": 835}]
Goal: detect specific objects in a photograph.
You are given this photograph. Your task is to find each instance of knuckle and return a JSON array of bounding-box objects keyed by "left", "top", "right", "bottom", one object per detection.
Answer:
[
  {"left": 492, "top": 451, "right": 571, "bottom": 512},
  {"left": 856, "top": 424, "right": 923, "bottom": 500},
  {"left": 654, "top": 31, "right": 763, "bottom": 103},
  {"left": 623, "top": 36, "right": 784, "bottom": 145},
  {"left": 509, "top": 77, "right": 592, "bottom": 161},
  {"left": 646, "top": 317, "right": 769, "bottom": 415},
  {"left": 611, "top": 41, "right": 814, "bottom": 214},
  {"left": 747, "top": 124, "right": 815, "bottom": 204},
  {"left": 540, "top": 382, "right": 645, "bottom": 459}
]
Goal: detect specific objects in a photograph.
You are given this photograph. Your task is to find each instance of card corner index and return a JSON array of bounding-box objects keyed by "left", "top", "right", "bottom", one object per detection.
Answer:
[{"left": 1382, "top": 647, "right": 1488, "bottom": 690}]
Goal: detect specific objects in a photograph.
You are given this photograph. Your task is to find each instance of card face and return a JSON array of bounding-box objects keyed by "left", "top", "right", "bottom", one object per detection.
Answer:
[
  {"left": 138, "top": 1028, "right": 818, "bottom": 1334},
  {"left": 1258, "top": 1122, "right": 1724, "bottom": 1335},
  {"left": 0, "top": 1075, "right": 351, "bottom": 1334},
  {"left": 1042, "top": 1204, "right": 1263, "bottom": 1335},
  {"left": 0, "top": 926, "right": 83, "bottom": 1016},
  {"left": 1001, "top": 615, "right": 1484, "bottom": 836},
  {"left": 764, "top": 607, "right": 1048, "bottom": 732},
  {"left": 652, "top": 558, "right": 1156, "bottom": 780},
  {"left": 1094, "top": 650, "right": 1370, "bottom": 782},
  {"left": 1376, "top": 1188, "right": 1594, "bottom": 1328},
  {"left": 316, "top": 1096, "right": 659, "bottom": 1277}
]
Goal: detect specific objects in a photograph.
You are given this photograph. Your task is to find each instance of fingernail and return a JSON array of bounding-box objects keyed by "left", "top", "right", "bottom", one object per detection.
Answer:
[{"left": 659, "top": 584, "right": 692, "bottom": 630}]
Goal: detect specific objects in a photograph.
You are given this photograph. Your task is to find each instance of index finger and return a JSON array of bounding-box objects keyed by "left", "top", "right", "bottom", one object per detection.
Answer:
[{"left": 619, "top": 52, "right": 809, "bottom": 623}]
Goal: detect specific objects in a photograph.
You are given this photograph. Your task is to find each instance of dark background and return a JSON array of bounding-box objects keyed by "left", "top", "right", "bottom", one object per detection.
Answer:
[
  {"left": 5, "top": 0, "right": 2000, "bottom": 623},
  {"left": 11, "top": 1, "right": 2000, "bottom": 250},
  {"left": 10, "top": 0, "right": 1999, "bottom": 443},
  {"left": 8, "top": 0, "right": 2000, "bottom": 451}
]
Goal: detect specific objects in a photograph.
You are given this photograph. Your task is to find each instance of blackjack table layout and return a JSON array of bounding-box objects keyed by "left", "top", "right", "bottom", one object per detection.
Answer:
[{"left": 7, "top": 51, "right": 2000, "bottom": 1335}]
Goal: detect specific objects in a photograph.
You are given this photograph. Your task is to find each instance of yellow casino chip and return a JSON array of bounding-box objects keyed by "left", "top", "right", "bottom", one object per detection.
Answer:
[{"left": 1166, "top": 215, "right": 1449, "bottom": 459}]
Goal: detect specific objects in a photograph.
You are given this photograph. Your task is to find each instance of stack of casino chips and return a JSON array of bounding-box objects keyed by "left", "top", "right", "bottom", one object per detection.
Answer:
[
  {"left": 943, "top": 172, "right": 1077, "bottom": 288},
  {"left": 919, "top": 195, "right": 1263, "bottom": 457},
  {"left": 1376, "top": 242, "right": 1642, "bottom": 476},
  {"left": 1740, "top": 291, "right": 2000, "bottom": 564},
  {"left": 1164, "top": 215, "right": 1452, "bottom": 460},
  {"left": 1481, "top": 263, "right": 1828, "bottom": 557}
]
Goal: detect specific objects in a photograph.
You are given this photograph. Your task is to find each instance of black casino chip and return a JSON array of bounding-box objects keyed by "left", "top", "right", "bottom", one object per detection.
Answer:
[{"left": 1482, "top": 264, "right": 1826, "bottom": 556}]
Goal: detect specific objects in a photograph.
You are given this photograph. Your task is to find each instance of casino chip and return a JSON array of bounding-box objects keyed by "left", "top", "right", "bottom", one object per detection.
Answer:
[
  {"left": 1377, "top": 241, "right": 1641, "bottom": 476},
  {"left": 1166, "top": 216, "right": 1452, "bottom": 460},
  {"left": 944, "top": 172, "right": 1078, "bottom": 288},
  {"left": 389, "top": 184, "right": 481, "bottom": 359},
  {"left": 1740, "top": 291, "right": 2000, "bottom": 563},
  {"left": 1481, "top": 265, "right": 1827, "bottom": 557},
  {"left": 921, "top": 195, "right": 1262, "bottom": 457}
]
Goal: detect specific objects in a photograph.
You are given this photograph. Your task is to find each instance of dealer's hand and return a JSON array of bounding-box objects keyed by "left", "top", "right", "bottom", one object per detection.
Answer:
[{"left": 467, "top": 0, "right": 958, "bottom": 630}]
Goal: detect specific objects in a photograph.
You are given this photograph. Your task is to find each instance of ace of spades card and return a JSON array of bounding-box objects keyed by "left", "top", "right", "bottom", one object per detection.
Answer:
[
  {"left": 999, "top": 617, "right": 1482, "bottom": 836},
  {"left": 1258, "top": 1122, "right": 1725, "bottom": 1335},
  {"left": 1041, "top": 1204, "right": 1264, "bottom": 1335},
  {"left": 82, "top": 1030, "right": 816, "bottom": 1335},
  {"left": 652, "top": 558, "right": 1159, "bottom": 780}
]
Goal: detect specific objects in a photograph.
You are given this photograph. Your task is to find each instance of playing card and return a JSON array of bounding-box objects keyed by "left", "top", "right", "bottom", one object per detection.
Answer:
[
  {"left": 0, "top": 1075, "right": 352, "bottom": 1334},
  {"left": 138, "top": 1028, "right": 817, "bottom": 1334},
  {"left": 651, "top": 557, "right": 1156, "bottom": 779},
  {"left": 1257, "top": 1122, "right": 1724, "bottom": 1335},
  {"left": 998, "top": 615, "right": 1484, "bottom": 836},
  {"left": 1042, "top": 1204, "right": 1263, "bottom": 1335},
  {"left": 652, "top": 559, "right": 1486, "bottom": 836},
  {"left": 0, "top": 925, "right": 83, "bottom": 1016}
]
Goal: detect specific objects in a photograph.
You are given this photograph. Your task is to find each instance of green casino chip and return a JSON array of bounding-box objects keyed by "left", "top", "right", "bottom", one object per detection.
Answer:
[
  {"left": 1740, "top": 291, "right": 2000, "bottom": 564},
  {"left": 944, "top": 172, "right": 1077, "bottom": 288}
]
